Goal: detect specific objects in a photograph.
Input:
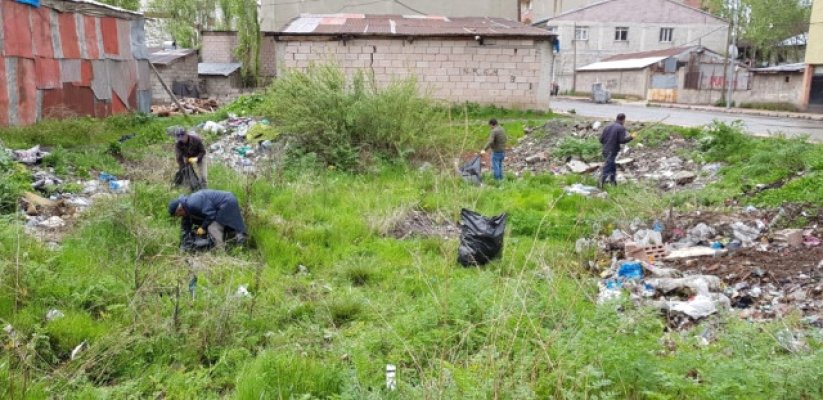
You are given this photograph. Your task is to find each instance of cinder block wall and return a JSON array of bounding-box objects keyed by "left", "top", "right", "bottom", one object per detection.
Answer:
[
  {"left": 202, "top": 33, "right": 238, "bottom": 63},
  {"left": 203, "top": 32, "right": 277, "bottom": 79},
  {"left": 152, "top": 55, "right": 199, "bottom": 104},
  {"left": 274, "top": 37, "right": 553, "bottom": 110}
]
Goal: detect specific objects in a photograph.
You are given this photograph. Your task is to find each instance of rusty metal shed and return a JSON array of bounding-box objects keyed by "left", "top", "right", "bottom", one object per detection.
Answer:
[{"left": 1, "top": 0, "right": 151, "bottom": 126}]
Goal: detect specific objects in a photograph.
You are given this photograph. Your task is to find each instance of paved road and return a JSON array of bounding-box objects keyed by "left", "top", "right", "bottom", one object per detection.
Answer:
[{"left": 549, "top": 99, "right": 823, "bottom": 141}]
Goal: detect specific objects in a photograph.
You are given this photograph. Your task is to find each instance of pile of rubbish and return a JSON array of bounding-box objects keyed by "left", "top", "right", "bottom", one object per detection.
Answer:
[
  {"left": 151, "top": 98, "right": 220, "bottom": 117},
  {"left": 506, "top": 118, "right": 719, "bottom": 191},
  {"left": 584, "top": 205, "right": 823, "bottom": 327},
  {"left": 5, "top": 145, "right": 131, "bottom": 248},
  {"left": 195, "top": 116, "right": 278, "bottom": 174}
]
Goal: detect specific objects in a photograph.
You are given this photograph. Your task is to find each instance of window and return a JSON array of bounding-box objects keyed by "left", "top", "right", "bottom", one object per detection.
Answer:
[
  {"left": 614, "top": 27, "right": 629, "bottom": 41},
  {"left": 574, "top": 26, "right": 589, "bottom": 41},
  {"left": 546, "top": 25, "right": 558, "bottom": 33},
  {"left": 660, "top": 27, "right": 674, "bottom": 43}
]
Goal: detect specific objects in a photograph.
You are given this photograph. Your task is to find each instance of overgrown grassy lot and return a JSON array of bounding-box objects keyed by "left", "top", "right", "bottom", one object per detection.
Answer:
[{"left": 2, "top": 67, "right": 823, "bottom": 399}]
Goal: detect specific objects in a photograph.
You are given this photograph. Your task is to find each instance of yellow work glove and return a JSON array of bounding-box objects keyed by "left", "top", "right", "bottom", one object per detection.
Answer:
[
  {"left": 480, "top": 150, "right": 487, "bottom": 155},
  {"left": 188, "top": 157, "right": 198, "bottom": 165},
  {"left": 196, "top": 227, "right": 206, "bottom": 236},
  {"left": 630, "top": 132, "right": 638, "bottom": 139}
]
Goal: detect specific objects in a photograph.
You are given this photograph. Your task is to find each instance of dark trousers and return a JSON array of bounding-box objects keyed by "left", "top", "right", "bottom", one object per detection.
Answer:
[{"left": 600, "top": 151, "right": 618, "bottom": 186}]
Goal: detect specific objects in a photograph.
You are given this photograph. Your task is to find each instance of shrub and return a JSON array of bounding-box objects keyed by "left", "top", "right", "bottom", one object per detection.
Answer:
[
  {"left": 236, "top": 351, "right": 344, "bottom": 399},
  {"left": 554, "top": 137, "right": 601, "bottom": 161},
  {"left": 698, "top": 121, "right": 750, "bottom": 162},
  {"left": 257, "top": 63, "right": 453, "bottom": 171}
]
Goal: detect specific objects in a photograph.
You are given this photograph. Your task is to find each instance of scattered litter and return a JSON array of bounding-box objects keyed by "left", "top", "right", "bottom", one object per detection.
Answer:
[
  {"left": 665, "top": 246, "right": 724, "bottom": 260},
  {"left": 46, "top": 309, "right": 65, "bottom": 321},
  {"left": 201, "top": 116, "right": 277, "bottom": 174},
  {"left": 386, "top": 364, "right": 397, "bottom": 391},
  {"left": 39, "top": 216, "right": 66, "bottom": 228},
  {"left": 71, "top": 340, "right": 87, "bottom": 360},
  {"left": 235, "top": 285, "right": 252, "bottom": 298},
  {"left": 633, "top": 229, "right": 663, "bottom": 246},
  {"left": 564, "top": 184, "right": 605, "bottom": 198},
  {"left": 14, "top": 145, "right": 49, "bottom": 165}
]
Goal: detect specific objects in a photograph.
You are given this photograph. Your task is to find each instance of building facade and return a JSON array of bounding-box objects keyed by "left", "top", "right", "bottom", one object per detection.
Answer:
[
  {"left": 522, "top": 0, "right": 703, "bottom": 23},
  {"left": 260, "top": 0, "right": 519, "bottom": 32},
  {"left": 148, "top": 49, "right": 199, "bottom": 104},
  {"left": 1, "top": 0, "right": 151, "bottom": 126},
  {"left": 802, "top": 0, "right": 823, "bottom": 112},
  {"left": 272, "top": 15, "right": 556, "bottom": 110},
  {"left": 540, "top": 0, "right": 727, "bottom": 94}
]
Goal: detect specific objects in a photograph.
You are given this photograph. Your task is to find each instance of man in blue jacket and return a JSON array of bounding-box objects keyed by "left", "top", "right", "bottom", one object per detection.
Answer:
[
  {"left": 168, "top": 190, "right": 247, "bottom": 249},
  {"left": 599, "top": 113, "right": 635, "bottom": 188}
]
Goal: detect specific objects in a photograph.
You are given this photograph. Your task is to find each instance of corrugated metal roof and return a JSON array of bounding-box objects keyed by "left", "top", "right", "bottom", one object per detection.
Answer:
[
  {"left": 149, "top": 48, "right": 197, "bottom": 65},
  {"left": 276, "top": 14, "right": 555, "bottom": 38},
  {"left": 578, "top": 57, "right": 669, "bottom": 72},
  {"left": 750, "top": 63, "right": 805, "bottom": 73},
  {"left": 578, "top": 46, "right": 718, "bottom": 71},
  {"left": 54, "top": 0, "right": 142, "bottom": 16},
  {"left": 779, "top": 33, "right": 806, "bottom": 47},
  {"left": 602, "top": 46, "right": 698, "bottom": 62},
  {"left": 198, "top": 62, "right": 241, "bottom": 76}
]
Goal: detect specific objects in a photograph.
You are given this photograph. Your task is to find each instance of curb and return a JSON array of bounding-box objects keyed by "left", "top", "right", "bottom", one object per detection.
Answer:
[{"left": 647, "top": 102, "right": 823, "bottom": 122}]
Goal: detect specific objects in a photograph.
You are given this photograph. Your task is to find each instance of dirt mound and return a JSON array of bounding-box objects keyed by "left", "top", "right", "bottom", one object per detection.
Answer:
[{"left": 388, "top": 209, "right": 459, "bottom": 240}]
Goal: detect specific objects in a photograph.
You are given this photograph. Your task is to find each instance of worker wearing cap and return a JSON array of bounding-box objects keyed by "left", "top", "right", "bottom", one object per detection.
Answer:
[
  {"left": 169, "top": 126, "right": 208, "bottom": 186},
  {"left": 168, "top": 190, "right": 247, "bottom": 250}
]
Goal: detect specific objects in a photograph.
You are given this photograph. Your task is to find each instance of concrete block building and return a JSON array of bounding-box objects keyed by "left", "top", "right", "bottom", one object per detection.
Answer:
[
  {"left": 260, "top": 0, "right": 519, "bottom": 33},
  {"left": 802, "top": 0, "right": 823, "bottom": 112},
  {"left": 148, "top": 48, "right": 199, "bottom": 104},
  {"left": 271, "top": 14, "right": 557, "bottom": 110},
  {"left": 201, "top": 30, "right": 277, "bottom": 80},
  {"left": 537, "top": 0, "right": 728, "bottom": 94}
]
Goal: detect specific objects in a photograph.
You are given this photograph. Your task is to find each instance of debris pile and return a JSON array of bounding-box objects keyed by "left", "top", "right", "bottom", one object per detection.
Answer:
[
  {"left": 197, "top": 116, "right": 278, "bottom": 174},
  {"left": 506, "top": 119, "right": 719, "bottom": 191},
  {"left": 3, "top": 142, "right": 132, "bottom": 248},
  {"left": 588, "top": 205, "right": 823, "bottom": 327},
  {"left": 151, "top": 98, "right": 219, "bottom": 117}
]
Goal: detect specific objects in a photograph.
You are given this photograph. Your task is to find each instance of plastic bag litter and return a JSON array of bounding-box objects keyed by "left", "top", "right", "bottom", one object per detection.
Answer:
[
  {"left": 459, "top": 156, "right": 482, "bottom": 185},
  {"left": 13, "top": 145, "right": 49, "bottom": 165},
  {"left": 173, "top": 164, "right": 205, "bottom": 192},
  {"left": 633, "top": 229, "right": 663, "bottom": 246},
  {"left": 457, "top": 209, "right": 507, "bottom": 267}
]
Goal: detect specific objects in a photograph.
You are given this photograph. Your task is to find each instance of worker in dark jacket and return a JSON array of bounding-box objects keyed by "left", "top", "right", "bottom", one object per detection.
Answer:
[
  {"left": 480, "top": 119, "right": 507, "bottom": 180},
  {"left": 599, "top": 113, "right": 635, "bottom": 187},
  {"left": 168, "top": 190, "right": 247, "bottom": 249},
  {"left": 169, "top": 126, "right": 208, "bottom": 186}
]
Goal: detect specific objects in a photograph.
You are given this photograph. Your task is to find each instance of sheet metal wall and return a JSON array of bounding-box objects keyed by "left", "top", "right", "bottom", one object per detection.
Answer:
[{"left": 1, "top": 0, "right": 151, "bottom": 126}]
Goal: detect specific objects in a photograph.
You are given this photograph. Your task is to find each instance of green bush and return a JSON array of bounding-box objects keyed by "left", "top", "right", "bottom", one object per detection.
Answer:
[
  {"left": 236, "top": 351, "right": 344, "bottom": 399},
  {"left": 554, "top": 137, "right": 601, "bottom": 161},
  {"left": 257, "top": 63, "right": 453, "bottom": 170},
  {"left": 699, "top": 121, "right": 750, "bottom": 162}
]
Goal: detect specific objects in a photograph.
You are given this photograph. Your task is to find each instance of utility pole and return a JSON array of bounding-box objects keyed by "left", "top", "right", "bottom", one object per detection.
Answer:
[
  {"left": 573, "top": 22, "right": 578, "bottom": 93},
  {"left": 725, "top": 0, "right": 739, "bottom": 109}
]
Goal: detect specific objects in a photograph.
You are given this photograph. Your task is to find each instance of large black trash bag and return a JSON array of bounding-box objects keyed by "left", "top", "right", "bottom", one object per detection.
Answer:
[
  {"left": 460, "top": 155, "right": 482, "bottom": 185},
  {"left": 173, "top": 164, "right": 205, "bottom": 192},
  {"left": 457, "top": 209, "right": 507, "bottom": 266},
  {"left": 180, "top": 230, "right": 213, "bottom": 252}
]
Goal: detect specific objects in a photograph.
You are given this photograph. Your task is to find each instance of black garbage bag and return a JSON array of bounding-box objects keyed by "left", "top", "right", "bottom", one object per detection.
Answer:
[
  {"left": 457, "top": 209, "right": 507, "bottom": 267},
  {"left": 180, "top": 230, "right": 213, "bottom": 252},
  {"left": 173, "top": 164, "right": 205, "bottom": 192},
  {"left": 460, "top": 155, "right": 482, "bottom": 185}
]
